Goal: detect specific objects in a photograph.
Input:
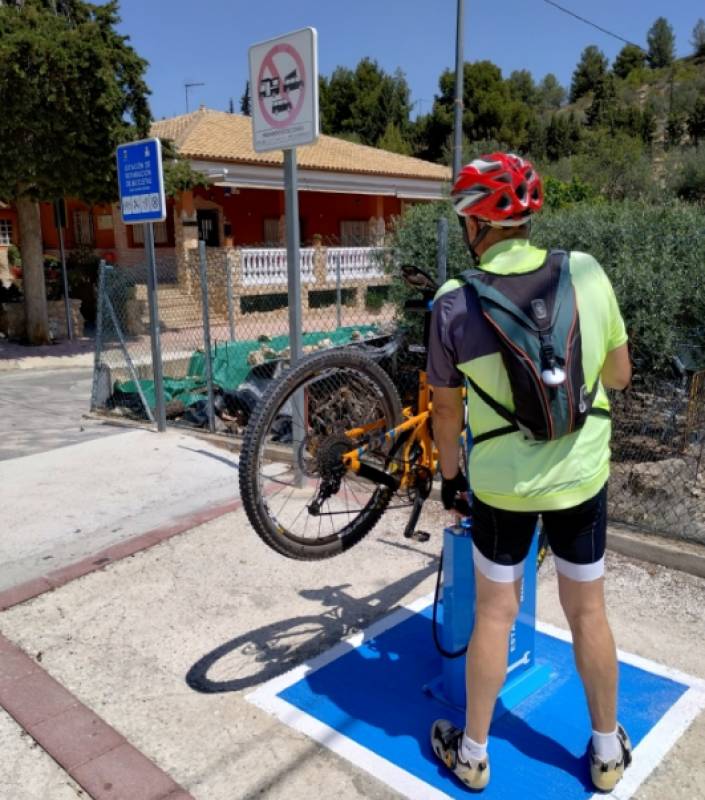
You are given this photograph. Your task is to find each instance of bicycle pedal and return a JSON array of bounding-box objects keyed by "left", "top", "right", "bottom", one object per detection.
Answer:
[{"left": 410, "top": 530, "right": 431, "bottom": 542}]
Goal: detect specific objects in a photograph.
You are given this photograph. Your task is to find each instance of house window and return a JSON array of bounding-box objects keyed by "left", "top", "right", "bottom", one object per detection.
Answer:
[
  {"left": 0, "top": 219, "right": 12, "bottom": 246},
  {"left": 263, "top": 218, "right": 281, "bottom": 245},
  {"left": 73, "top": 210, "right": 94, "bottom": 245},
  {"left": 340, "top": 220, "right": 369, "bottom": 246},
  {"left": 132, "top": 221, "right": 168, "bottom": 245}
]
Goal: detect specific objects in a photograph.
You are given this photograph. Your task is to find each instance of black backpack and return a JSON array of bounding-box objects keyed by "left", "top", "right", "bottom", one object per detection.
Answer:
[{"left": 461, "top": 249, "right": 609, "bottom": 443}]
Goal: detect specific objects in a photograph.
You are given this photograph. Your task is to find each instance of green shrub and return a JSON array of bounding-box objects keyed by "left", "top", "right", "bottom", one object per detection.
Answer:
[
  {"left": 386, "top": 200, "right": 468, "bottom": 337},
  {"left": 389, "top": 199, "right": 705, "bottom": 377},
  {"left": 309, "top": 288, "right": 356, "bottom": 308},
  {"left": 543, "top": 175, "right": 598, "bottom": 210},
  {"left": 7, "top": 244, "right": 21, "bottom": 266},
  {"left": 532, "top": 201, "right": 705, "bottom": 375},
  {"left": 666, "top": 147, "right": 705, "bottom": 202},
  {"left": 365, "top": 285, "right": 389, "bottom": 310},
  {"left": 67, "top": 246, "right": 101, "bottom": 323}
]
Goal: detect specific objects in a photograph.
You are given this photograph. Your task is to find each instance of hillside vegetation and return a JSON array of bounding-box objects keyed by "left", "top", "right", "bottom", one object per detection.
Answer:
[{"left": 312, "top": 15, "right": 705, "bottom": 204}]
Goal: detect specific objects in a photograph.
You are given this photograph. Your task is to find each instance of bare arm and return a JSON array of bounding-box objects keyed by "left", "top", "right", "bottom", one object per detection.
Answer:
[
  {"left": 432, "top": 386, "right": 464, "bottom": 478},
  {"left": 601, "top": 343, "right": 631, "bottom": 390}
]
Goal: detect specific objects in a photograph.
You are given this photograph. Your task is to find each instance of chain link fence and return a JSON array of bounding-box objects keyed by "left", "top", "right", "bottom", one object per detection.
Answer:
[
  {"left": 91, "top": 242, "right": 396, "bottom": 434},
  {"left": 608, "top": 371, "right": 705, "bottom": 544},
  {"left": 90, "top": 241, "right": 705, "bottom": 546}
]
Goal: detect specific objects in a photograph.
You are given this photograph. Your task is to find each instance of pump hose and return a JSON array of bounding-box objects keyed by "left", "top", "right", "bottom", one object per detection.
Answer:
[{"left": 432, "top": 548, "right": 469, "bottom": 659}]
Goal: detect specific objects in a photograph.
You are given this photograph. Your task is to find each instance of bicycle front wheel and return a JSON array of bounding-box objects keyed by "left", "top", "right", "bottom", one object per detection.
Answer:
[{"left": 239, "top": 349, "right": 403, "bottom": 560}]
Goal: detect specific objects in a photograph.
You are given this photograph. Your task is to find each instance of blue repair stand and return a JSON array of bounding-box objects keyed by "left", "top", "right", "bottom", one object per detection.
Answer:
[{"left": 424, "top": 520, "right": 552, "bottom": 713}]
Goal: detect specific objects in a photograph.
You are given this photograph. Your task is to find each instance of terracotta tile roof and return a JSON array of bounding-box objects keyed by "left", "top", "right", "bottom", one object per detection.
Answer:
[{"left": 151, "top": 108, "right": 450, "bottom": 182}]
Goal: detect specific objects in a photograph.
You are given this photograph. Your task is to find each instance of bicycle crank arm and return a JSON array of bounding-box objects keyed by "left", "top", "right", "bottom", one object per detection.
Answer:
[{"left": 402, "top": 494, "right": 431, "bottom": 542}]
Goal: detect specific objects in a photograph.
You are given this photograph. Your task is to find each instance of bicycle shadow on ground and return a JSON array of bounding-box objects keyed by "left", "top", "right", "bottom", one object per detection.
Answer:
[
  {"left": 185, "top": 539, "right": 438, "bottom": 695},
  {"left": 177, "top": 445, "right": 239, "bottom": 470}
]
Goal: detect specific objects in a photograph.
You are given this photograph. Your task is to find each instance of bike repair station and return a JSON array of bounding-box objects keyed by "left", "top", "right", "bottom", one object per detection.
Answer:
[
  {"left": 244, "top": 27, "right": 705, "bottom": 800},
  {"left": 249, "top": 515, "right": 705, "bottom": 799}
]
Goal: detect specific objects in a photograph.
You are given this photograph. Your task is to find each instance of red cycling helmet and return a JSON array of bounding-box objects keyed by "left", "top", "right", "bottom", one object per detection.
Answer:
[{"left": 451, "top": 153, "right": 543, "bottom": 226}]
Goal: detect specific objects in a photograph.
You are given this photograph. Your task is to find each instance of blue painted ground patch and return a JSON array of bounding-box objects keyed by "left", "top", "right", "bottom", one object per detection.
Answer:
[{"left": 268, "top": 604, "right": 689, "bottom": 799}]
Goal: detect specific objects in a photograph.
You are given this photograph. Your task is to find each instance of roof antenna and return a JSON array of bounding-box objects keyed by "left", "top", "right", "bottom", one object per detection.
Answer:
[{"left": 184, "top": 81, "right": 206, "bottom": 113}]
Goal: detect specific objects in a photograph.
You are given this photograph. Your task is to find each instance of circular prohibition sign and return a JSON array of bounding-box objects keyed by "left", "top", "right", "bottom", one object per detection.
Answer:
[{"left": 257, "top": 43, "right": 307, "bottom": 129}]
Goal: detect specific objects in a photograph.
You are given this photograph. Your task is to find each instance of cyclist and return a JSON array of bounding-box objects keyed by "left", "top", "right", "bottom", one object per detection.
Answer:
[{"left": 427, "top": 153, "right": 633, "bottom": 792}]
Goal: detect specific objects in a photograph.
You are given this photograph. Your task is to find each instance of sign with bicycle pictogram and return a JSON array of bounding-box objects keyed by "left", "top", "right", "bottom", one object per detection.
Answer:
[
  {"left": 116, "top": 138, "right": 166, "bottom": 224},
  {"left": 249, "top": 28, "right": 319, "bottom": 152}
]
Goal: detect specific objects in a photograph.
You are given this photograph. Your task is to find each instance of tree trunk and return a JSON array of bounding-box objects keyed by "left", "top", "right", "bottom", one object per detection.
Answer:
[{"left": 16, "top": 195, "right": 50, "bottom": 344}]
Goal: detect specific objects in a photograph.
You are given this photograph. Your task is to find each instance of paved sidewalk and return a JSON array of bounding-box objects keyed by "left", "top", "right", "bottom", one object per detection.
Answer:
[
  {"left": 0, "top": 338, "right": 95, "bottom": 372},
  {"left": 1, "top": 499, "right": 704, "bottom": 800},
  {"left": 0, "top": 428, "right": 239, "bottom": 592}
]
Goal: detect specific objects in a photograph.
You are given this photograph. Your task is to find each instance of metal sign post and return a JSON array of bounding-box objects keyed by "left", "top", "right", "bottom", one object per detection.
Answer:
[
  {"left": 283, "top": 150, "right": 303, "bottom": 365},
  {"left": 116, "top": 137, "right": 167, "bottom": 432},
  {"left": 250, "top": 27, "right": 319, "bottom": 481}
]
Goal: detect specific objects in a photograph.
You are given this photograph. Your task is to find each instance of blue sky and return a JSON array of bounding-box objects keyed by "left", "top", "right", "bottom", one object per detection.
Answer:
[{"left": 114, "top": 1, "right": 701, "bottom": 120}]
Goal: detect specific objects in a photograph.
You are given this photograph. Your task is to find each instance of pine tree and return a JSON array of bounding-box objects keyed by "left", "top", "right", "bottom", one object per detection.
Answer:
[
  {"left": 586, "top": 74, "right": 618, "bottom": 129},
  {"left": 688, "top": 97, "right": 705, "bottom": 146},
  {"left": 612, "top": 44, "right": 646, "bottom": 79},
  {"left": 537, "top": 73, "right": 566, "bottom": 110},
  {"left": 570, "top": 46, "right": 608, "bottom": 102},
  {"left": 692, "top": 19, "right": 705, "bottom": 57},
  {"left": 665, "top": 113, "right": 686, "bottom": 148},
  {"left": 646, "top": 17, "right": 676, "bottom": 69},
  {"left": 239, "top": 81, "right": 251, "bottom": 116}
]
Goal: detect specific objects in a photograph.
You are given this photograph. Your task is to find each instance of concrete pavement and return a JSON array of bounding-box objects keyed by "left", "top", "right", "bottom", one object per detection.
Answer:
[
  {"left": 1, "top": 498, "right": 704, "bottom": 800},
  {"left": 0, "top": 428, "right": 239, "bottom": 592}
]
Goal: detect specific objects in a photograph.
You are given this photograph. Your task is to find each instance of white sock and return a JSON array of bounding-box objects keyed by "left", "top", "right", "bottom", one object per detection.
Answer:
[
  {"left": 460, "top": 732, "right": 488, "bottom": 763},
  {"left": 592, "top": 727, "right": 620, "bottom": 762}
]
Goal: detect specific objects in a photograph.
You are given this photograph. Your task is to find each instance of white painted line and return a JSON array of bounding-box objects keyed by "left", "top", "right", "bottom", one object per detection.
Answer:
[
  {"left": 249, "top": 690, "right": 452, "bottom": 800},
  {"left": 537, "top": 621, "right": 705, "bottom": 692},
  {"left": 248, "top": 599, "right": 705, "bottom": 800},
  {"left": 587, "top": 687, "right": 705, "bottom": 800}
]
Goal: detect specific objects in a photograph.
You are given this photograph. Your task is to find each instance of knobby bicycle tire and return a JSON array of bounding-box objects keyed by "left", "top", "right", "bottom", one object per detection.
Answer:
[{"left": 239, "top": 348, "right": 403, "bottom": 560}]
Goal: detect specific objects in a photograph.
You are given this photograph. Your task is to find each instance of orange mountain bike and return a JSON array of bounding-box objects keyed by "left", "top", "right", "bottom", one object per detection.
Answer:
[{"left": 239, "top": 265, "right": 548, "bottom": 564}]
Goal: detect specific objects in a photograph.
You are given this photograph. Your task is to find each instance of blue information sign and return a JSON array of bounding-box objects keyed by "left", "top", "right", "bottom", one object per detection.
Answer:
[{"left": 116, "top": 138, "right": 166, "bottom": 224}]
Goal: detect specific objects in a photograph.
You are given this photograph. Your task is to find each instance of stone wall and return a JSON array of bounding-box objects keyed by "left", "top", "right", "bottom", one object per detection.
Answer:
[{"left": 0, "top": 299, "right": 84, "bottom": 340}]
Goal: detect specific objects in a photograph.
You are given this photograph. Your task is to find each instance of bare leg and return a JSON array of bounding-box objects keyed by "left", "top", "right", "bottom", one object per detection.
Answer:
[
  {"left": 558, "top": 573, "right": 617, "bottom": 732},
  {"left": 465, "top": 568, "right": 521, "bottom": 743}
]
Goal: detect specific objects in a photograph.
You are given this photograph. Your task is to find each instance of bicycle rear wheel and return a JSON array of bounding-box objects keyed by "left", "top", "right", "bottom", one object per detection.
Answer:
[{"left": 239, "top": 349, "right": 403, "bottom": 560}]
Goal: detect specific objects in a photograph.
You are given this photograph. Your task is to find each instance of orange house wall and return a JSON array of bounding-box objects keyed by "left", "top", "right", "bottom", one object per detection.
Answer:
[
  {"left": 194, "top": 186, "right": 403, "bottom": 245},
  {"left": 39, "top": 200, "right": 116, "bottom": 251},
  {"left": 22, "top": 188, "right": 404, "bottom": 252}
]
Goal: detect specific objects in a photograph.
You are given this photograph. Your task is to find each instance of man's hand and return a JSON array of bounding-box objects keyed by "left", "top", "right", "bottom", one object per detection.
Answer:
[{"left": 441, "top": 472, "right": 471, "bottom": 516}]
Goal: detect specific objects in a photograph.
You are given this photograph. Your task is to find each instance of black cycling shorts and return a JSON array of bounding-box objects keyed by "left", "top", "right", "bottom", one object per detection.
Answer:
[{"left": 470, "top": 485, "right": 607, "bottom": 570}]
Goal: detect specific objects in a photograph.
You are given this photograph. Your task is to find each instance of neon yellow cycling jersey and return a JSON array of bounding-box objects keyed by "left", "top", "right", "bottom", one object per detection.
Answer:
[{"left": 427, "top": 238, "right": 628, "bottom": 512}]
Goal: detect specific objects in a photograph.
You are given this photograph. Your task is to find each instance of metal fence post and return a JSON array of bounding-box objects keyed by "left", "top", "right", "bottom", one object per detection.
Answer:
[
  {"left": 90, "top": 259, "right": 107, "bottom": 411},
  {"left": 335, "top": 251, "right": 342, "bottom": 329},
  {"left": 198, "top": 240, "right": 216, "bottom": 433},
  {"left": 225, "top": 249, "right": 236, "bottom": 342},
  {"left": 437, "top": 217, "right": 448, "bottom": 285},
  {"left": 145, "top": 223, "right": 167, "bottom": 431}
]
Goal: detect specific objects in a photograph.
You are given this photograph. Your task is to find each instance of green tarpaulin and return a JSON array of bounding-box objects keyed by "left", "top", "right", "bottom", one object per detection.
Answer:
[{"left": 114, "top": 326, "right": 379, "bottom": 411}]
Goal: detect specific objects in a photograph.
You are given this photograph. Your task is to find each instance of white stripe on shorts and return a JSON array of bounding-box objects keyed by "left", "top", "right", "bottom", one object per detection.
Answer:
[
  {"left": 553, "top": 554, "right": 605, "bottom": 582},
  {"left": 472, "top": 544, "right": 526, "bottom": 583}
]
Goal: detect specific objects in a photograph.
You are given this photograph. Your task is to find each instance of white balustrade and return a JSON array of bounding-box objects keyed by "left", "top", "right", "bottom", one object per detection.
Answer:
[
  {"left": 240, "top": 247, "right": 316, "bottom": 286},
  {"left": 325, "top": 247, "right": 386, "bottom": 282}
]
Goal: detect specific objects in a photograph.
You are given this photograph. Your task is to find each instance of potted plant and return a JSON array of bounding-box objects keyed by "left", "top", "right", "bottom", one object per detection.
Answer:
[{"left": 8, "top": 244, "right": 22, "bottom": 280}]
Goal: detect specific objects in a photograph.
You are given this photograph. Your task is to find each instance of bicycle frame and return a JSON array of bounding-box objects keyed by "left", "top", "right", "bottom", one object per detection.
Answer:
[{"left": 342, "top": 369, "right": 438, "bottom": 492}]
